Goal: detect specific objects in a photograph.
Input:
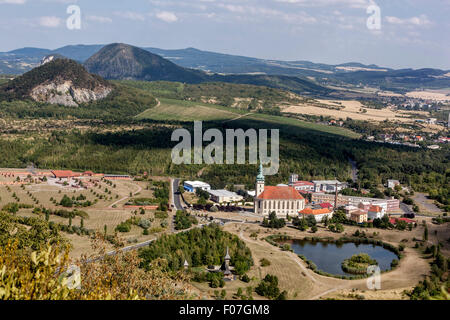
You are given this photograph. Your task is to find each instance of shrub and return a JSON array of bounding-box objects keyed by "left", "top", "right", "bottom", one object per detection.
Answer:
[
  {"left": 260, "top": 258, "right": 271, "bottom": 267},
  {"left": 138, "top": 219, "right": 151, "bottom": 229},
  {"left": 115, "top": 222, "right": 131, "bottom": 233}
]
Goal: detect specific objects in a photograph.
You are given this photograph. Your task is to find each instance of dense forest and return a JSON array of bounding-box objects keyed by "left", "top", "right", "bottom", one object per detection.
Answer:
[
  {"left": 0, "top": 114, "right": 447, "bottom": 208},
  {"left": 139, "top": 224, "right": 253, "bottom": 274}
]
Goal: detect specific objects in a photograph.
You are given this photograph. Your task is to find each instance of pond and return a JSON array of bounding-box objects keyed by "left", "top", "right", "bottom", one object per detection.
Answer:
[{"left": 283, "top": 239, "right": 399, "bottom": 276}]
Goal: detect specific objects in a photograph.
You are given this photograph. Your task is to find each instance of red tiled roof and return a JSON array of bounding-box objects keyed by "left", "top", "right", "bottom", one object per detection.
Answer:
[
  {"left": 369, "top": 205, "right": 382, "bottom": 212},
  {"left": 257, "top": 186, "right": 305, "bottom": 200},
  {"left": 390, "top": 218, "right": 416, "bottom": 225},
  {"left": 300, "top": 208, "right": 331, "bottom": 215},
  {"left": 319, "top": 203, "right": 333, "bottom": 209},
  {"left": 52, "top": 170, "right": 76, "bottom": 178},
  {"left": 292, "top": 181, "right": 314, "bottom": 186}
]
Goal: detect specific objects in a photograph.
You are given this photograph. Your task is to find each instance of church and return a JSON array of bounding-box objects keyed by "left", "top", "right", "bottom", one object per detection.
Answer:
[{"left": 254, "top": 165, "right": 306, "bottom": 217}]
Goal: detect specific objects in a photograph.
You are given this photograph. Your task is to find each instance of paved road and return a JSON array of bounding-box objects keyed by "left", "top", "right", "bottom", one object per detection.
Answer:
[{"left": 172, "top": 178, "right": 184, "bottom": 211}]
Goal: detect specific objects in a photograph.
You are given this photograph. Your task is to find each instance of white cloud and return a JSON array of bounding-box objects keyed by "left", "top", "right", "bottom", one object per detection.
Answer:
[
  {"left": 386, "top": 14, "right": 432, "bottom": 27},
  {"left": 38, "top": 16, "right": 61, "bottom": 28},
  {"left": 86, "top": 15, "right": 112, "bottom": 23},
  {"left": 113, "top": 11, "right": 145, "bottom": 21},
  {"left": 0, "top": 0, "right": 26, "bottom": 4},
  {"left": 274, "top": 0, "right": 370, "bottom": 9},
  {"left": 156, "top": 11, "right": 178, "bottom": 23}
]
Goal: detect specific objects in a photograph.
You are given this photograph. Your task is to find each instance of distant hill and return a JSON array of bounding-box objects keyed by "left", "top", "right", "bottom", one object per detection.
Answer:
[
  {"left": 84, "top": 43, "right": 206, "bottom": 83},
  {"left": 2, "top": 43, "right": 449, "bottom": 92},
  {"left": 0, "top": 59, "right": 112, "bottom": 106},
  {"left": 83, "top": 43, "right": 330, "bottom": 96}
]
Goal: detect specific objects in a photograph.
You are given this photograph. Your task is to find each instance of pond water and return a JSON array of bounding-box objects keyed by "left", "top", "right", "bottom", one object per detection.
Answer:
[{"left": 283, "top": 239, "right": 399, "bottom": 276}]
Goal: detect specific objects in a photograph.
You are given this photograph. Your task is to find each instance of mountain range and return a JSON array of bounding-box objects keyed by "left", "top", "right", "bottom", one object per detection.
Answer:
[{"left": 1, "top": 43, "right": 450, "bottom": 93}]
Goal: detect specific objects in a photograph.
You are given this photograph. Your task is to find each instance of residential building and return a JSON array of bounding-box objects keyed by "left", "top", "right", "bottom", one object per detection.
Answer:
[
  {"left": 183, "top": 181, "right": 211, "bottom": 193},
  {"left": 311, "top": 193, "right": 400, "bottom": 213},
  {"left": 387, "top": 180, "right": 400, "bottom": 189},
  {"left": 207, "top": 190, "right": 243, "bottom": 203},
  {"left": 368, "top": 205, "right": 386, "bottom": 220},
  {"left": 299, "top": 208, "right": 333, "bottom": 222},
  {"left": 319, "top": 203, "right": 334, "bottom": 210},
  {"left": 254, "top": 165, "right": 305, "bottom": 217},
  {"left": 344, "top": 205, "right": 359, "bottom": 217},
  {"left": 350, "top": 210, "right": 368, "bottom": 224}
]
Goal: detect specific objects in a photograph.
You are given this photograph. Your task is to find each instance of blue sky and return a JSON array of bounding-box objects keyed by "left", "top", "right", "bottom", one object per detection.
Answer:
[{"left": 0, "top": 0, "right": 449, "bottom": 69}]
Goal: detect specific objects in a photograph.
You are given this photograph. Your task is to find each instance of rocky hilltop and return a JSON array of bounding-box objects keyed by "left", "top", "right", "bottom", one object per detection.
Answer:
[{"left": 0, "top": 59, "right": 112, "bottom": 107}]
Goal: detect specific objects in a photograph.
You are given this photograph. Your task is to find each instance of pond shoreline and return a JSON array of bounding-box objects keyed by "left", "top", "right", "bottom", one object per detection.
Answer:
[{"left": 266, "top": 234, "right": 403, "bottom": 280}]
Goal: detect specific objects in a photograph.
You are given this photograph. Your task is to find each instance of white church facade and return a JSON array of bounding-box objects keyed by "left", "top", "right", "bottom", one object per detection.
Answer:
[{"left": 254, "top": 165, "right": 306, "bottom": 218}]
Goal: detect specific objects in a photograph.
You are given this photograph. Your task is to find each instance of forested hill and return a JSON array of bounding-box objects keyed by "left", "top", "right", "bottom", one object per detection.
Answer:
[
  {"left": 83, "top": 43, "right": 331, "bottom": 97},
  {"left": 84, "top": 43, "right": 206, "bottom": 83}
]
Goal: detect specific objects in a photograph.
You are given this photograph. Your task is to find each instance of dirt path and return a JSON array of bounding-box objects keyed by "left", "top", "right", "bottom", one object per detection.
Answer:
[
  {"left": 223, "top": 113, "right": 252, "bottom": 123},
  {"left": 108, "top": 183, "right": 142, "bottom": 209}
]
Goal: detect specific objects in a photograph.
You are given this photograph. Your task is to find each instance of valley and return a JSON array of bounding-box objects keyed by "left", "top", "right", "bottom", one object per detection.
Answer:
[{"left": 0, "top": 42, "right": 448, "bottom": 302}]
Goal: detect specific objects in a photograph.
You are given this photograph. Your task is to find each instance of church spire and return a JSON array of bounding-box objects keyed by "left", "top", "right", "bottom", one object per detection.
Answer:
[{"left": 256, "top": 163, "right": 265, "bottom": 182}]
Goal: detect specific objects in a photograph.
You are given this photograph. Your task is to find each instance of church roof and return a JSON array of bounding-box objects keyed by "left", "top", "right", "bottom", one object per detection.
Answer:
[{"left": 257, "top": 186, "right": 305, "bottom": 200}]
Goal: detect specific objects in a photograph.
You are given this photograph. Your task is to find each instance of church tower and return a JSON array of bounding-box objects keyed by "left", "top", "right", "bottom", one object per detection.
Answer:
[{"left": 256, "top": 164, "right": 265, "bottom": 197}]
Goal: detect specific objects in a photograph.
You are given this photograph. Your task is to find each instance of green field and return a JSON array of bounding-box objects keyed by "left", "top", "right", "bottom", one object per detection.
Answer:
[
  {"left": 136, "top": 98, "right": 246, "bottom": 121},
  {"left": 135, "top": 96, "right": 360, "bottom": 139}
]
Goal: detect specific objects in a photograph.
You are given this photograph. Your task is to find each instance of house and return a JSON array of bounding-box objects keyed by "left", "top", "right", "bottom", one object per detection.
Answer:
[
  {"left": 350, "top": 210, "right": 368, "bottom": 224},
  {"left": 183, "top": 181, "right": 211, "bottom": 193},
  {"left": 254, "top": 165, "right": 306, "bottom": 218},
  {"left": 207, "top": 190, "right": 243, "bottom": 204},
  {"left": 389, "top": 217, "right": 416, "bottom": 225},
  {"left": 344, "top": 205, "right": 360, "bottom": 217},
  {"left": 299, "top": 208, "right": 333, "bottom": 222},
  {"left": 51, "top": 170, "right": 79, "bottom": 179},
  {"left": 368, "top": 205, "right": 386, "bottom": 220},
  {"left": 387, "top": 180, "right": 400, "bottom": 189},
  {"left": 319, "top": 203, "right": 334, "bottom": 210},
  {"left": 83, "top": 171, "right": 94, "bottom": 177}
]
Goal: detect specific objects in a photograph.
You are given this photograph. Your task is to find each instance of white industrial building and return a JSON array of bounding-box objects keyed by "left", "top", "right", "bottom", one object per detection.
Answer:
[
  {"left": 183, "top": 181, "right": 211, "bottom": 193},
  {"left": 207, "top": 190, "right": 243, "bottom": 203},
  {"left": 312, "top": 180, "right": 346, "bottom": 193}
]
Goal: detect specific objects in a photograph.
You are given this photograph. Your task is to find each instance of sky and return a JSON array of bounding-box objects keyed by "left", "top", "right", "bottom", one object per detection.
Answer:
[{"left": 0, "top": 0, "right": 449, "bottom": 69}]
